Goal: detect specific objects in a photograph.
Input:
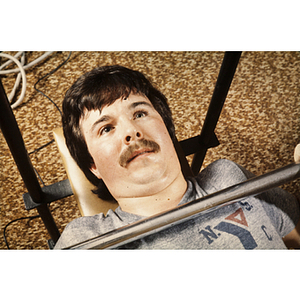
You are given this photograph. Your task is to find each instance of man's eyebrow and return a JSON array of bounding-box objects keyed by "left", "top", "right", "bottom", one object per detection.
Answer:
[
  {"left": 130, "top": 101, "right": 153, "bottom": 109},
  {"left": 90, "top": 115, "right": 111, "bottom": 133}
]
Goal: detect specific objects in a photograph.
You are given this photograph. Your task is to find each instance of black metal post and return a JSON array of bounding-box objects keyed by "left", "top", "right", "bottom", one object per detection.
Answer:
[
  {"left": 191, "top": 51, "right": 242, "bottom": 174},
  {"left": 0, "top": 79, "right": 60, "bottom": 243}
]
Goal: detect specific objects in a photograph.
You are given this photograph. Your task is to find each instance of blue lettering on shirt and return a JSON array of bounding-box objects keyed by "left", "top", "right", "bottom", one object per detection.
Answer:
[
  {"left": 261, "top": 225, "right": 273, "bottom": 241},
  {"left": 214, "top": 222, "right": 257, "bottom": 249},
  {"left": 198, "top": 225, "right": 219, "bottom": 244}
]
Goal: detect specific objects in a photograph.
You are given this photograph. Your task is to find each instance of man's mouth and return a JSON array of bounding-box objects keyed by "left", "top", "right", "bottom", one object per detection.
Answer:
[
  {"left": 119, "top": 139, "right": 160, "bottom": 168},
  {"left": 127, "top": 149, "right": 154, "bottom": 164}
]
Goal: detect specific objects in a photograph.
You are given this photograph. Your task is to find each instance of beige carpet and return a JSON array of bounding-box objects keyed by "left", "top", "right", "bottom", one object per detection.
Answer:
[{"left": 0, "top": 51, "right": 299, "bottom": 249}]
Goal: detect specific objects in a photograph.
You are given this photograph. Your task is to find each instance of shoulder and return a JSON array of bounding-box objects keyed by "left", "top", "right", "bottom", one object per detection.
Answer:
[
  {"left": 258, "top": 186, "right": 300, "bottom": 237},
  {"left": 54, "top": 209, "right": 123, "bottom": 249},
  {"left": 195, "top": 159, "right": 251, "bottom": 194}
]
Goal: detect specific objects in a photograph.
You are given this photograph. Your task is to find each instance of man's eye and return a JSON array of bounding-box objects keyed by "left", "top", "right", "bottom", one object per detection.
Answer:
[
  {"left": 100, "top": 125, "right": 113, "bottom": 135},
  {"left": 134, "top": 111, "right": 147, "bottom": 119}
]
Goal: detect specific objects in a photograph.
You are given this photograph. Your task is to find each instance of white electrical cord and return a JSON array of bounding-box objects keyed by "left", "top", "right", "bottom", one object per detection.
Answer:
[
  {"left": 0, "top": 51, "right": 55, "bottom": 109},
  {"left": 0, "top": 53, "right": 27, "bottom": 109},
  {"left": 7, "top": 52, "right": 25, "bottom": 103},
  {"left": 0, "top": 51, "right": 24, "bottom": 70},
  {"left": 0, "top": 51, "right": 54, "bottom": 75}
]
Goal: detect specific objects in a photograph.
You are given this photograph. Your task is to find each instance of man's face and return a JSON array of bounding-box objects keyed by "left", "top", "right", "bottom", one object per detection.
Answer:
[{"left": 80, "top": 93, "right": 182, "bottom": 200}]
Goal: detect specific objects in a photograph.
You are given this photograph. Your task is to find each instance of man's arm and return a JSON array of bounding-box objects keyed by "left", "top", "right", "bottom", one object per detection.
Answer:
[
  {"left": 283, "top": 144, "right": 300, "bottom": 249},
  {"left": 294, "top": 144, "right": 300, "bottom": 164},
  {"left": 282, "top": 220, "right": 300, "bottom": 249}
]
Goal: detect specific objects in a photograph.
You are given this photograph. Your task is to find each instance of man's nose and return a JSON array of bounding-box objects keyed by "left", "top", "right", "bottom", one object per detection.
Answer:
[{"left": 123, "top": 121, "right": 143, "bottom": 145}]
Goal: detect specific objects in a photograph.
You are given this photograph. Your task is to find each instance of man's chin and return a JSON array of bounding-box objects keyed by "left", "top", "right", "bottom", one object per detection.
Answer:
[{"left": 128, "top": 165, "right": 168, "bottom": 186}]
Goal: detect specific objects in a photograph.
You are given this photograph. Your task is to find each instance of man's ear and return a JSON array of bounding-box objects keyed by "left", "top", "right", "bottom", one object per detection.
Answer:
[{"left": 90, "top": 163, "right": 102, "bottom": 179}]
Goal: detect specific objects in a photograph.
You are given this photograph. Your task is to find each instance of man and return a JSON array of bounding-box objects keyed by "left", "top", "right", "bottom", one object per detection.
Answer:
[{"left": 55, "top": 65, "right": 300, "bottom": 249}]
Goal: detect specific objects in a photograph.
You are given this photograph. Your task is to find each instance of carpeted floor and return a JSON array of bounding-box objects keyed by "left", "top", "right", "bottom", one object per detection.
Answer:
[{"left": 0, "top": 51, "right": 299, "bottom": 249}]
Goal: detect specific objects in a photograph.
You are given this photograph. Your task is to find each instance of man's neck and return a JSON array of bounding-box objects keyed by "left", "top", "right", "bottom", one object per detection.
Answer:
[{"left": 116, "top": 174, "right": 188, "bottom": 217}]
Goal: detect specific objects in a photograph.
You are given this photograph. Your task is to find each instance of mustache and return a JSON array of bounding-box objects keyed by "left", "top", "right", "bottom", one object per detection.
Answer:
[{"left": 119, "top": 139, "right": 160, "bottom": 167}]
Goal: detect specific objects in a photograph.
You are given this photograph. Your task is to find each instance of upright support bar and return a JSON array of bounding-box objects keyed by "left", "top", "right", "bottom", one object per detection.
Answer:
[
  {"left": 0, "top": 79, "right": 60, "bottom": 243},
  {"left": 174, "top": 137, "right": 194, "bottom": 177},
  {"left": 0, "top": 82, "right": 44, "bottom": 202},
  {"left": 191, "top": 51, "right": 242, "bottom": 174},
  {"left": 67, "top": 162, "right": 300, "bottom": 249}
]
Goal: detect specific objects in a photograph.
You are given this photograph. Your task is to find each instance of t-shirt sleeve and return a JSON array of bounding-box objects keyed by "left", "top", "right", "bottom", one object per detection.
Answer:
[
  {"left": 257, "top": 187, "right": 300, "bottom": 237},
  {"left": 54, "top": 209, "right": 121, "bottom": 249},
  {"left": 195, "top": 159, "right": 250, "bottom": 193},
  {"left": 54, "top": 214, "right": 105, "bottom": 249}
]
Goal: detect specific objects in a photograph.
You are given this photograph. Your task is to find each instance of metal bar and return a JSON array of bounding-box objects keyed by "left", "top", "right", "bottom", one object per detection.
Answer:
[
  {"left": 0, "top": 81, "right": 44, "bottom": 202},
  {"left": 67, "top": 162, "right": 300, "bottom": 249},
  {"left": 0, "top": 79, "right": 60, "bottom": 243},
  {"left": 174, "top": 137, "right": 194, "bottom": 177},
  {"left": 191, "top": 51, "right": 242, "bottom": 174},
  {"left": 179, "top": 133, "right": 219, "bottom": 157},
  {"left": 23, "top": 179, "right": 73, "bottom": 210}
]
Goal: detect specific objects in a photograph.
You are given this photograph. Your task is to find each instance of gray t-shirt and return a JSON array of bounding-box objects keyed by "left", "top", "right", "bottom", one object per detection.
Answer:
[{"left": 54, "top": 159, "right": 300, "bottom": 249}]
